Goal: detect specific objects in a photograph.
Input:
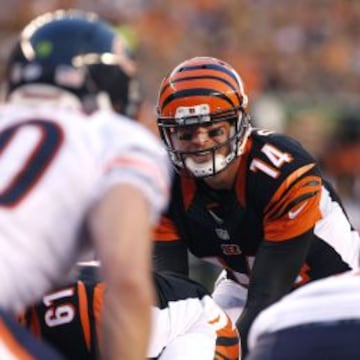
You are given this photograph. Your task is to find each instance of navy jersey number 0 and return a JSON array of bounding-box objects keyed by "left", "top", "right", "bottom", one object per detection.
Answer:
[{"left": 0, "top": 119, "right": 64, "bottom": 207}]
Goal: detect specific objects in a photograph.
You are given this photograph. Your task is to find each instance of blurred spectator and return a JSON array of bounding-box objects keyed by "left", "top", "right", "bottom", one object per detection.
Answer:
[
  {"left": 250, "top": 94, "right": 287, "bottom": 132},
  {"left": 320, "top": 113, "right": 360, "bottom": 231},
  {"left": 284, "top": 109, "right": 333, "bottom": 159},
  {"left": 1, "top": 0, "right": 360, "bottom": 100}
]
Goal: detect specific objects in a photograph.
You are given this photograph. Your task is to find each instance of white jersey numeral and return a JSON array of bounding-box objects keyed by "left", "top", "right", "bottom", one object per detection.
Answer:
[
  {"left": 250, "top": 143, "right": 293, "bottom": 178},
  {"left": 43, "top": 287, "right": 75, "bottom": 327}
]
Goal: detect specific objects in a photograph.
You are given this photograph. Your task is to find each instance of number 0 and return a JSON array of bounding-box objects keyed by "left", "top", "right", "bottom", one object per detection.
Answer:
[{"left": 0, "top": 119, "right": 64, "bottom": 207}]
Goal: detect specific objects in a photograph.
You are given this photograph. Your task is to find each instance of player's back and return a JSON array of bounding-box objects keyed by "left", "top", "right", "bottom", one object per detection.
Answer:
[
  {"left": 247, "top": 270, "right": 360, "bottom": 360},
  {"left": 20, "top": 266, "right": 240, "bottom": 360},
  {"left": 150, "top": 272, "right": 240, "bottom": 359},
  {"left": 0, "top": 102, "right": 164, "bottom": 312}
]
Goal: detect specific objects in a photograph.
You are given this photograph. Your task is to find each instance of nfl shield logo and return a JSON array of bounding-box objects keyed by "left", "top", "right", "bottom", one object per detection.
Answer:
[{"left": 221, "top": 244, "right": 241, "bottom": 256}]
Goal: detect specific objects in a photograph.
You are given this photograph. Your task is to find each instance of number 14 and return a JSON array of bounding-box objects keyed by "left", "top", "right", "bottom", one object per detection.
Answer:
[{"left": 250, "top": 144, "right": 293, "bottom": 178}]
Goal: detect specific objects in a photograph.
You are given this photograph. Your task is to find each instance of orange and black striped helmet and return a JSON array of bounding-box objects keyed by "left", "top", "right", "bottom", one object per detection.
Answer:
[
  {"left": 157, "top": 56, "right": 248, "bottom": 117},
  {"left": 156, "top": 56, "right": 251, "bottom": 177}
]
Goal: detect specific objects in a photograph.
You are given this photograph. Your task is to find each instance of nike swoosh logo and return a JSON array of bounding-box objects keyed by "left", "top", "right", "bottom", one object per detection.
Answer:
[
  {"left": 288, "top": 201, "right": 308, "bottom": 219},
  {"left": 208, "top": 209, "right": 224, "bottom": 225}
]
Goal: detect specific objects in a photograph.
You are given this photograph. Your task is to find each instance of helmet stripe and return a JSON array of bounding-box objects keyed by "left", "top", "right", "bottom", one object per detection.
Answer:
[
  {"left": 176, "top": 63, "right": 240, "bottom": 85},
  {"left": 160, "top": 75, "right": 242, "bottom": 105},
  {"left": 161, "top": 88, "right": 235, "bottom": 111}
]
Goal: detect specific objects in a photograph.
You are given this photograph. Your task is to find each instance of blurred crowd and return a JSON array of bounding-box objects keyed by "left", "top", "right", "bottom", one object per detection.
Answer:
[
  {"left": 0, "top": 0, "right": 359, "bottom": 285},
  {"left": 2, "top": 0, "right": 360, "bottom": 99}
]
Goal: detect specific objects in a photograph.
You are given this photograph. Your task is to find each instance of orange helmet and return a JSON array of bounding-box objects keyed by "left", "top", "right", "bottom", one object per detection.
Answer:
[{"left": 156, "top": 56, "right": 251, "bottom": 177}]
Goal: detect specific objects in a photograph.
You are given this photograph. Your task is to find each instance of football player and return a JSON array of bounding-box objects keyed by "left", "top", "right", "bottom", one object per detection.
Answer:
[
  {"left": 0, "top": 9, "right": 171, "bottom": 360},
  {"left": 152, "top": 56, "right": 360, "bottom": 356},
  {"left": 247, "top": 269, "right": 360, "bottom": 359},
  {"left": 21, "top": 263, "right": 240, "bottom": 360}
]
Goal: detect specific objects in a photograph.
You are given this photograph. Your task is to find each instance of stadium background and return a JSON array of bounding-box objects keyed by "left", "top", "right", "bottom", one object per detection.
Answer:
[{"left": 1, "top": 0, "right": 359, "bottom": 289}]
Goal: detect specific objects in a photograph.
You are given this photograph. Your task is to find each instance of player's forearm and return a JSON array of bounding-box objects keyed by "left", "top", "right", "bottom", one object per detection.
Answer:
[
  {"left": 103, "top": 273, "right": 153, "bottom": 360},
  {"left": 236, "top": 301, "right": 266, "bottom": 357},
  {"left": 239, "top": 233, "right": 314, "bottom": 356},
  {"left": 91, "top": 185, "right": 155, "bottom": 359}
]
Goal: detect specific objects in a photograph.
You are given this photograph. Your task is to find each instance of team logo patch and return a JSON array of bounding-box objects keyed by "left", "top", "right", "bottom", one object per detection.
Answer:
[
  {"left": 288, "top": 201, "right": 308, "bottom": 219},
  {"left": 35, "top": 40, "right": 53, "bottom": 58}
]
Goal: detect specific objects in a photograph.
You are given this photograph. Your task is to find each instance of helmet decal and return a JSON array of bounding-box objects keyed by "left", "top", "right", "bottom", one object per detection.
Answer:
[{"left": 35, "top": 41, "right": 53, "bottom": 58}]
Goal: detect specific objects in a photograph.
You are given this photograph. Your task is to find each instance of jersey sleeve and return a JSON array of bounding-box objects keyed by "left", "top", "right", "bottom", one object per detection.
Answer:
[
  {"left": 152, "top": 213, "right": 189, "bottom": 275},
  {"left": 96, "top": 113, "right": 172, "bottom": 224},
  {"left": 152, "top": 176, "right": 189, "bottom": 274},
  {"left": 153, "top": 215, "right": 180, "bottom": 242},
  {"left": 152, "top": 217, "right": 189, "bottom": 274},
  {"left": 246, "top": 131, "right": 323, "bottom": 242},
  {"left": 263, "top": 168, "right": 322, "bottom": 241}
]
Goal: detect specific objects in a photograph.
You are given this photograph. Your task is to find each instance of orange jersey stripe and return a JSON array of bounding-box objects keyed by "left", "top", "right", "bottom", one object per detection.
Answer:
[
  {"left": 264, "top": 163, "right": 316, "bottom": 214},
  {"left": 265, "top": 174, "right": 322, "bottom": 221},
  {"left": 0, "top": 319, "right": 34, "bottom": 360},
  {"left": 215, "top": 317, "right": 240, "bottom": 360},
  {"left": 153, "top": 216, "right": 180, "bottom": 242},
  {"left": 28, "top": 308, "right": 41, "bottom": 338},
  {"left": 77, "top": 280, "right": 91, "bottom": 352},
  {"left": 93, "top": 283, "right": 105, "bottom": 358},
  {"left": 234, "top": 137, "right": 253, "bottom": 208},
  {"left": 264, "top": 187, "right": 322, "bottom": 241},
  {"left": 104, "top": 155, "right": 169, "bottom": 199}
]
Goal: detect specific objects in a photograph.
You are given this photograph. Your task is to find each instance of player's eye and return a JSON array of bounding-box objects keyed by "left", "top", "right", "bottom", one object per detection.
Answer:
[
  {"left": 208, "top": 128, "right": 224, "bottom": 138},
  {"left": 178, "top": 131, "right": 193, "bottom": 141}
]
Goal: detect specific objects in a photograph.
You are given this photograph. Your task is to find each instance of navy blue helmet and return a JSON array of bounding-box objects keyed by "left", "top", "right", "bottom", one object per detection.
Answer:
[{"left": 5, "top": 9, "right": 142, "bottom": 116}]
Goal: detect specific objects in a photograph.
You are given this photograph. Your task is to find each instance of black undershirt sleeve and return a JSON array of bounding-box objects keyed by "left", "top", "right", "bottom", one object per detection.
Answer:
[
  {"left": 236, "top": 229, "right": 314, "bottom": 357},
  {"left": 152, "top": 240, "right": 189, "bottom": 276}
]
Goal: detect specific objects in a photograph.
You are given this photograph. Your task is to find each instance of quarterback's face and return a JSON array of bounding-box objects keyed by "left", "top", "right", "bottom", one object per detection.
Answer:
[{"left": 172, "top": 121, "right": 231, "bottom": 163}]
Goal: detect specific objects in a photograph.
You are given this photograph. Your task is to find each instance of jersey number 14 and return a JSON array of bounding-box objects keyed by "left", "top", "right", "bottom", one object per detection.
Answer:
[{"left": 250, "top": 143, "right": 293, "bottom": 178}]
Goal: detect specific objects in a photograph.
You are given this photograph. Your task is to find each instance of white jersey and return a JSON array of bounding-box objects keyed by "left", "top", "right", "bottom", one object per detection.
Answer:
[
  {"left": 150, "top": 296, "right": 233, "bottom": 360},
  {"left": 0, "top": 102, "right": 171, "bottom": 312},
  {"left": 149, "top": 273, "right": 238, "bottom": 360},
  {"left": 248, "top": 269, "right": 360, "bottom": 350}
]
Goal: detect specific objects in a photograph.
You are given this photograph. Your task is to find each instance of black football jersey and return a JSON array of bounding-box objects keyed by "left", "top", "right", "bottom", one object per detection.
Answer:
[
  {"left": 21, "top": 268, "right": 240, "bottom": 360},
  {"left": 154, "top": 129, "right": 355, "bottom": 286}
]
